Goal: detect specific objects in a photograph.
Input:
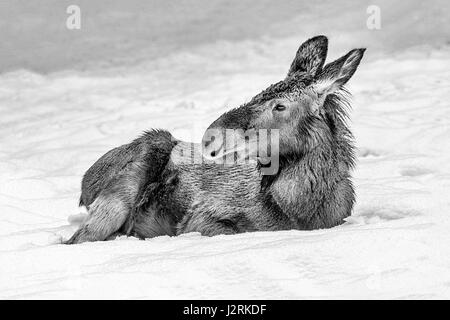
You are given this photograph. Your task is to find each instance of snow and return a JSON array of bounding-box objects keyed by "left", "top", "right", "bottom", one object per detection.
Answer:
[{"left": 1, "top": 0, "right": 450, "bottom": 299}]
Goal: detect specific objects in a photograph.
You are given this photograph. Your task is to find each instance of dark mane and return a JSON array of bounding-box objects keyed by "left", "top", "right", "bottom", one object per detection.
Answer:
[{"left": 248, "top": 73, "right": 314, "bottom": 106}]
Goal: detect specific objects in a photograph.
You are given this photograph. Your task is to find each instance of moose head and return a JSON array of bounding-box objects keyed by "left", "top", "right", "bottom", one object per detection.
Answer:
[{"left": 202, "top": 36, "right": 365, "bottom": 174}]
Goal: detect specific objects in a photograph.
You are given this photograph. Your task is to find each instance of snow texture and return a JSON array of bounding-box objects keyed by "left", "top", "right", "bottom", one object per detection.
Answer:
[{"left": 0, "top": 0, "right": 450, "bottom": 299}]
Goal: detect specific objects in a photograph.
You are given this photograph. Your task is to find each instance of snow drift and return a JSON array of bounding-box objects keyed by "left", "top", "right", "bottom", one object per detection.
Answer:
[{"left": 0, "top": 0, "right": 449, "bottom": 299}]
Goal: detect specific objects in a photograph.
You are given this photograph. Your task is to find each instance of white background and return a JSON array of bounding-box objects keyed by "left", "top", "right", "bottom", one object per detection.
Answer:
[{"left": 0, "top": 0, "right": 449, "bottom": 298}]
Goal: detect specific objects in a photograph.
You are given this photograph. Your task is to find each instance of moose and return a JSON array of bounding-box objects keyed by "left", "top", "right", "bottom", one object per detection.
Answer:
[{"left": 65, "top": 36, "right": 365, "bottom": 244}]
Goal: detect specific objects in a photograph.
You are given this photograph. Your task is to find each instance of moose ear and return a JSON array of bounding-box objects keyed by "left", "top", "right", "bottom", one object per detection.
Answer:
[
  {"left": 287, "top": 35, "right": 328, "bottom": 77},
  {"left": 314, "top": 48, "right": 366, "bottom": 95}
]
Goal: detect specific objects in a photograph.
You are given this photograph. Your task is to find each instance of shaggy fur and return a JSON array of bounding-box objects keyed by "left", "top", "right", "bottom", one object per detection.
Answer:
[{"left": 65, "top": 36, "right": 365, "bottom": 244}]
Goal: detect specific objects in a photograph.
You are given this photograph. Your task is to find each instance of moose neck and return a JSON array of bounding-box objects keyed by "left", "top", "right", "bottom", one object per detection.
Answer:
[{"left": 260, "top": 141, "right": 354, "bottom": 229}]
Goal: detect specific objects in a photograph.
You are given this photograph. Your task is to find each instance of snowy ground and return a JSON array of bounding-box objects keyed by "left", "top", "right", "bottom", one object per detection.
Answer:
[{"left": 0, "top": 0, "right": 450, "bottom": 299}]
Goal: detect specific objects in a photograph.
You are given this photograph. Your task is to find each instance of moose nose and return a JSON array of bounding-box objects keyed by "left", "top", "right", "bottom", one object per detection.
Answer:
[
  {"left": 202, "top": 128, "right": 224, "bottom": 159},
  {"left": 207, "top": 144, "right": 222, "bottom": 158},
  {"left": 203, "top": 142, "right": 223, "bottom": 160},
  {"left": 204, "top": 138, "right": 213, "bottom": 148},
  {"left": 204, "top": 135, "right": 216, "bottom": 148}
]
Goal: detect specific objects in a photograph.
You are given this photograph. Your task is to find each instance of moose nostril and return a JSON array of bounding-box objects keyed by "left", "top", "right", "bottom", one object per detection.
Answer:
[
  {"left": 210, "top": 151, "right": 216, "bottom": 157},
  {"left": 204, "top": 136, "right": 215, "bottom": 148}
]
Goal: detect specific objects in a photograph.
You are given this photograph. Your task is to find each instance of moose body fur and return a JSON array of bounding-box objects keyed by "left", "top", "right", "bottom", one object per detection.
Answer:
[{"left": 66, "top": 36, "right": 365, "bottom": 244}]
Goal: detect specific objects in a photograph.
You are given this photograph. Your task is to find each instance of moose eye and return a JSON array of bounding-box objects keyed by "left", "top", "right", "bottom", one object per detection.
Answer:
[{"left": 274, "top": 103, "right": 287, "bottom": 111}]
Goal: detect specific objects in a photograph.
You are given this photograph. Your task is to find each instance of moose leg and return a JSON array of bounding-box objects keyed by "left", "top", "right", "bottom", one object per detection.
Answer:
[
  {"left": 177, "top": 207, "right": 257, "bottom": 236},
  {"left": 65, "top": 158, "right": 149, "bottom": 244},
  {"left": 65, "top": 191, "right": 130, "bottom": 244},
  {"left": 79, "top": 142, "right": 141, "bottom": 209},
  {"left": 66, "top": 130, "right": 178, "bottom": 244}
]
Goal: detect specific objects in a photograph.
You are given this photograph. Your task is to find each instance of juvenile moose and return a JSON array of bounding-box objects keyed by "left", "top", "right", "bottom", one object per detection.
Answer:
[{"left": 65, "top": 36, "right": 365, "bottom": 244}]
